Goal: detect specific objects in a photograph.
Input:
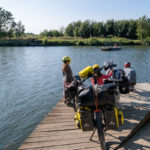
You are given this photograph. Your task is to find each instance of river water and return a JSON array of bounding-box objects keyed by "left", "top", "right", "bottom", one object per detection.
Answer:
[{"left": 0, "top": 46, "right": 150, "bottom": 150}]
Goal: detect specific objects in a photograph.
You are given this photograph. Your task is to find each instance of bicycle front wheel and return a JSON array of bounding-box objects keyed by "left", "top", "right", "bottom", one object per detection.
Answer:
[{"left": 96, "top": 111, "right": 106, "bottom": 150}]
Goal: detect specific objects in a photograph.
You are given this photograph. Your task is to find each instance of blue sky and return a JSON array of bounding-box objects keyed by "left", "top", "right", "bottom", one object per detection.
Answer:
[{"left": 1, "top": 0, "right": 150, "bottom": 34}]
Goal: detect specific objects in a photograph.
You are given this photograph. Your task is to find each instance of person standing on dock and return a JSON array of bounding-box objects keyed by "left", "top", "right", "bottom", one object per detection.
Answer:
[
  {"left": 124, "top": 62, "right": 136, "bottom": 90},
  {"left": 62, "top": 56, "right": 73, "bottom": 104}
]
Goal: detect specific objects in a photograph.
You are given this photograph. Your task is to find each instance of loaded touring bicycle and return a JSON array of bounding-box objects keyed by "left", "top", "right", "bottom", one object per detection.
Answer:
[{"left": 66, "top": 66, "right": 124, "bottom": 150}]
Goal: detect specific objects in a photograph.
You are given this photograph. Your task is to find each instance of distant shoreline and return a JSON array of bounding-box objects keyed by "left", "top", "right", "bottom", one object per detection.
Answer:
[{"left": 0, "top": 37, "right": 148, "bottom": 46}]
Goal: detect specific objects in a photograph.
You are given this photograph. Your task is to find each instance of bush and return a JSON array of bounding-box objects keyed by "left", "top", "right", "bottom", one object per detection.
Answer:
[
  {"left": 76, "top": 40, "right": 85, "bottom": 46},
  {"left": 0, "top": 37, "right": 143, "bottom": 46},
  {"left": 143, "top": 37, "right": 150, "bottom": 45},
  {"left": 88, "top": 38, "right": 100, "bottom": 46},
  {"left": 42, "top": 37, "right": 48, "bottom": 45}
]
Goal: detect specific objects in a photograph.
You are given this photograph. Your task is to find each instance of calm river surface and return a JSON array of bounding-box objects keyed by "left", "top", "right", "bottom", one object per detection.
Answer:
[{"left": 0, "top": 46, "right": 150, "bottom": 150}]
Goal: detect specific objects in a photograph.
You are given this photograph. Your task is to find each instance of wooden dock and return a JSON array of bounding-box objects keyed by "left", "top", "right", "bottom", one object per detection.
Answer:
[{"left": 19, "top": 83, "right": 150, "bottom": 150}]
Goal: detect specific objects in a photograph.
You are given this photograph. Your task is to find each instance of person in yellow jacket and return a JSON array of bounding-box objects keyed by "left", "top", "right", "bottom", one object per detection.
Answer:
[{"left": 62, "top": 56, "right": 73, "bottom": 104}]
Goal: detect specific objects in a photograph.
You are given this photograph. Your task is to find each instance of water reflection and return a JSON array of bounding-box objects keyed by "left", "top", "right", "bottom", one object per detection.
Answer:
[{"left": 0, "top": 46, "right": 150, "bottom": 150}]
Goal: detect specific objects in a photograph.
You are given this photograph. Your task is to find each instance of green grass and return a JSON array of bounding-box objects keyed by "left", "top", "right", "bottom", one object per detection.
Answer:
[{"left": 0, "top": 37, "right": 143, "bottom": 46}]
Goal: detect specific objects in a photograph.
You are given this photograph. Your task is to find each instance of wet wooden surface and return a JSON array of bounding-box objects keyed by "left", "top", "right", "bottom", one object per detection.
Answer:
[{"left": 19, "top": 83, "right": 150, "bottom": 150}]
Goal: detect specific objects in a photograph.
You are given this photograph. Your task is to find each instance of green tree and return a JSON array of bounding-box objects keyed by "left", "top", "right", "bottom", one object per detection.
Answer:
[
  {"left": 65, "top": 23, "right": 74, "bottom": 37},
  {"left": 105, "top": 19, "right": 115, "bottom": 36},
  {"left": 0, "top": 7, "right": 25, "bottom": 38},
  {"left": 137, "top": 15, "right": 150, "bottom": 40},
  {"left": 59, "top": 26, "right": 65, "bottom": 37},
  {"left": 40, "top": 29, "right": 62, "bottom": 37},
  {"left": 73, "top": 20, "right": 81, "bottom": 37},
  {"left": 126, "top": 20, "right": 137, "bottom": 39},
  {"left": 115, "top": 20, "right": 129, "bottom": 37},
  {"left": 40, "top": 30, "right": 49, "bottom": 37},
  {"left": 79, "top": 20, "right": 91, "bottom": 38},
  {"left": 96, "top": 22, "right": 106, "bottom": 37},
  {"left": 90, "top": 21, "right": 98, "bottom": 37},
  {"left": 14, "top": 21, "right": 25, "bottom": 37},
  {"left": 51, "top": 30, "right": 61, "bottom": 37},
  {"left": 7, "top": 21, "right": 16, "bottom": 37},
  {"left": 0, "top": 7, "right": 14, "bottom": 38}
]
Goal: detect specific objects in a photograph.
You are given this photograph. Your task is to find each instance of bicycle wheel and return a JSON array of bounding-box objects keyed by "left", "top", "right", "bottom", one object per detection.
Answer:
[
  {"left": 96, "top": 112, "right": 106, "bottom": 150},
  {"left": 73, "top": 96, "right": 78, "bottom": 112}
]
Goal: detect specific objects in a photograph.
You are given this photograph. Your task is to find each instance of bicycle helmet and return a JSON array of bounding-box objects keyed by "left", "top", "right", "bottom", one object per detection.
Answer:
[
  {"left": 104, "top": 61, "right": 110, "bottom": 67},
  {"left": 62, "top": 56, "right": 72, "bottom": 62},
  {"left": 124, "top": 62, "right": 130, "bottom": 68},
  {"left": 93, "top": 64, "right": 100, "bottom": 69}
]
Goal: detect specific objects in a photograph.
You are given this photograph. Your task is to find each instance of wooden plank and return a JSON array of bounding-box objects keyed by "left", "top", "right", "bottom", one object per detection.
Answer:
[
  {"left": 114, "top": 110, "right": 150, "bottom": 149},
  {"left": 25, "top": 134, "right": 94, "bottom": 143},
  {"left": 19, "top": 83, "right": 150, "bottom": 150},
  {"left": 19, "top": 142, "right": 101, "bottom": 150},
  {"left": 29, "top": 130, "right": 92, "bottom": 137}
]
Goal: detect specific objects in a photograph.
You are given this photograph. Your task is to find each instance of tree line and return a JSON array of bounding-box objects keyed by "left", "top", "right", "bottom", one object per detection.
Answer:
[
  {"left": 41, "top": 16, "right": 150, "bottom": 40},
  {"left": 0, "top": 7, "right": 25, "bottom": 38},
  {"left": 1, "top": 7, "right": 150, "bottom": 41}
]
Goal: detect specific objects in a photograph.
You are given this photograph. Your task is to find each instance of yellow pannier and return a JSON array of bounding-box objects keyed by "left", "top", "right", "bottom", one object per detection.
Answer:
[
  {"left": 74, "top": 107, "right": 94, "bottom": 131},
  {"left": 104, "top": 106, "right": 124, "bottom": 130},
  {"left": 78, "top": 66, "right": 94, "bottom": 80}
]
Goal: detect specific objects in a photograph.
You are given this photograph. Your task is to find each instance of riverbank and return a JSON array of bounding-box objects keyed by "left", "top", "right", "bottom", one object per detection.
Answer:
[{"left": 0, "top": 37, "right": 143, "bottom": 46}]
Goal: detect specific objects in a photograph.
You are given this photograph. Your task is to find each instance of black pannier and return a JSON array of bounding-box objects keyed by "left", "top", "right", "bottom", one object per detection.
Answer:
[
  {"left": 103, "top": 106, "right": 124, "bottom": 130},
  {"left": 80, "top": 109, "right": 94, "bottom": 131},
  {"left": 68, "top": 80, "right": 78, "bottom": 94},
  {"left": 78, "top": 83, "right": 117, "bottom": 107},
  {"left": 119, "top": 76, "right": 130, "bottom": 94},
  {"left": 65, "top": 80, "right": 78, "bottom": 99}
]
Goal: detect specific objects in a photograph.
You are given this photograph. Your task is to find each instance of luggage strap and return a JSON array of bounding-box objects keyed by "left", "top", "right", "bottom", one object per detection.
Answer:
[{"left": 92, "top": 85, "right": 99, "bottom": 110}]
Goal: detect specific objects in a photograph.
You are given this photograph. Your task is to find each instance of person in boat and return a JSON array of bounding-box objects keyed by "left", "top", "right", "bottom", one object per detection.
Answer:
[
  {"left": 123, "top": 62, "right": 136, "bottom": 90},
  {"left": 91, "top": 64, "right": 111, "bottom": 86},
  {"left": 114, "top": 43, "right": 117, "bottom": 48},
  {"left": 62, "top": 56, "right": 74, "bottom": 104}
]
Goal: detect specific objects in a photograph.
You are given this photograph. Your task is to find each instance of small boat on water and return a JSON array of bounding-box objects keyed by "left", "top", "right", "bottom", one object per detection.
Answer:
[{"left": 101, "top": 46, "right": 122, "bottom": 51}]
